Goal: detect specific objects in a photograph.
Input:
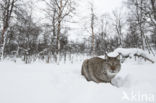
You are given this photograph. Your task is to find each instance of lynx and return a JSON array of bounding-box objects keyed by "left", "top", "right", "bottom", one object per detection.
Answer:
[{"left": 81, "top": 54, "right": 121, "bottom": 83}]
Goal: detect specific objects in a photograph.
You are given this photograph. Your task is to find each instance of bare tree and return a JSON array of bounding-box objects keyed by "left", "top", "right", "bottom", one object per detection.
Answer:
[
  {"left": 90, "top": 2, "right": 96, "bottom": 56},
  {"left": 134, "top": 0, "right": 146, "bottom": 50},
  {"left": 83, "top": 2, "right": 97, "bottom": 56},
  {"left": 150, "top": 0, "right": 156, "bottom": 23},
  {"left": 0, "top": 0, "right": 18, "bottom": 60},
  {"left": 43, "top": 0, "right": 75, "bottom": 63},
  {"left": 0, "top": 0, "right": 17, "bottom": 44},
  {"left": 95, "top": 14, "right": 117, "bottom": 54},
  {"left": 112, "top": 9, "right": 124, "bottom": 47},
  {"left": 126, "top": 0, "right": 154, "bottom": 53}
]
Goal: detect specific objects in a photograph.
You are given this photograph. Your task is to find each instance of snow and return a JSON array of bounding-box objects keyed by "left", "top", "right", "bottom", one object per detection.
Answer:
[
  {"left": 0, "top": 54, "right": 156, "bottom": 103},
  {"left": 108, "top": 48, "right": 155, "bottom": 63},
  {"left": 108, "top": 48, "right": 151, "bottom": 57}
]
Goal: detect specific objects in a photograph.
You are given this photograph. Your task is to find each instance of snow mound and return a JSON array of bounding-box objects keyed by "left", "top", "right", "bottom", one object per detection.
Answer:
[
  {"left": 108, "top": 48, "right": 155, "bottom": 63},
  {"left": 109, "top": 48, "right": 147, "bottom": 57}
]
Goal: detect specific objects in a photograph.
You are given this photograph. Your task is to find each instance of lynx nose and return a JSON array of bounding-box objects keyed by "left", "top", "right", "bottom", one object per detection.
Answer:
[{"left": 111, "top": 66, "right": 115, "bottom": 70}]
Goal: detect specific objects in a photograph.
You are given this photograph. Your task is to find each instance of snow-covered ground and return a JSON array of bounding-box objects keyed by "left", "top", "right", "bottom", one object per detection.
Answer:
[{"left": 0, "top": 54, "right": 156, "bottom": 103}]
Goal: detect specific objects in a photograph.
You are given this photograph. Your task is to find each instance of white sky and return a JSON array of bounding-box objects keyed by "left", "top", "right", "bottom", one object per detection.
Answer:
[
  {"left": 77, "top": 0, "right": 124, "bottom": 16},
  {"left": 33, "top": 0, "right": 125, "bottom": 41}
]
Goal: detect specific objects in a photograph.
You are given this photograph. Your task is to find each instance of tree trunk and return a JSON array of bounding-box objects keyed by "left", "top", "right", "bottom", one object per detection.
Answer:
[
  {"left": 1, "top": 28, "right": 8, "bottom": 60},
  {"left": 151, "top": 0, "right": 156, "bottom": 21},
  {"left": 91, "top": 22, "right": 95, "bottom": 56},
  {"left": 56, "top": 21, "right": 61, "bottom": 64},
  {"left": 1, "top": 28, "right": 6, "bottom": 44},
  {"left": 90, "top": 4, "right": 95, "bottom": 56}
]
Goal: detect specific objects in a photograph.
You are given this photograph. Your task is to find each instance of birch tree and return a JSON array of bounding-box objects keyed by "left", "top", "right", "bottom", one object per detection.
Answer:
[
  {"left": 112, "top": 9, "right": 124, "bottom": 47},
  {"left": 126, "top": 0, "right": 151, "bottom": 50},
  {"left": 90, "top": 3, "right": 96, "bottom": 56},
  {"left": 0, "top": 0, "right": 17, "bottom": 44},
  {"left": 44, "top": 0, "right": 75, "bottom": 63},
  {"left": 0, "top": 0, "right": 17, "bottom": 60}
]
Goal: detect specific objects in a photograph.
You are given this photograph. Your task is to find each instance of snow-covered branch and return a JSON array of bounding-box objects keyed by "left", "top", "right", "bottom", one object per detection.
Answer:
[{"left": 108, "top": 48, "right": 155, "bottom": 63}]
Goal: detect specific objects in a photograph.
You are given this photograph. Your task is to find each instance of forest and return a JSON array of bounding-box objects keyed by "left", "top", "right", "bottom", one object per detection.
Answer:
[{"left": 0, "top": 0, "right": 155, "bottom": 63}]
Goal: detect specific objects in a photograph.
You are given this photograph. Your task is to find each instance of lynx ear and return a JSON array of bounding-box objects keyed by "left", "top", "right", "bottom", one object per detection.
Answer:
[{"left": 116, "top": 54, "right": 120, "bottom": 60}]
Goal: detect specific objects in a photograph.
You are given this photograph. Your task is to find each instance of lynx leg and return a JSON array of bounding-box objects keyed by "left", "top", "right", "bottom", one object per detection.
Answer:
[{"left": 88, "top": 64, "right": 101, "bottom": 83}]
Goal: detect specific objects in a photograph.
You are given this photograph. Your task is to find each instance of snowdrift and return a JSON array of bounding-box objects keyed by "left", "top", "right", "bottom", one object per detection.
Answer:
[{"left": 108, "top": 48, "right": 155, "bottom": 63}]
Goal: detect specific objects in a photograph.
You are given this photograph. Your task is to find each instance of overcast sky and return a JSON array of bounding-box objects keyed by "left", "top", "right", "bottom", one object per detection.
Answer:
[{"left": 33, "top": 0, "right": 125, "bottom": 41}]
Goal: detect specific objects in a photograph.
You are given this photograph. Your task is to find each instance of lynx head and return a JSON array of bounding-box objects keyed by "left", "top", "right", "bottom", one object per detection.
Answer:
[{"left": 105, "top": 54, "right": 121, "bottom": 76}]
